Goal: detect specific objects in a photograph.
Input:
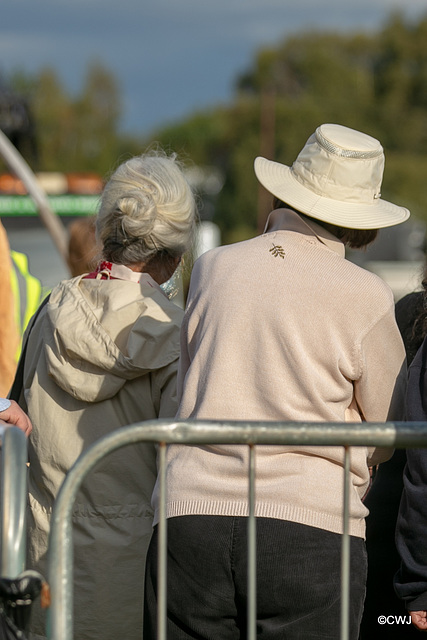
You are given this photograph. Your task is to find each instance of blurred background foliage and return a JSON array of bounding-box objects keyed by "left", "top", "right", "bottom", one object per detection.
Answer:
[{"left": 2, "top": 11, "right": 427, "bottom": 244}]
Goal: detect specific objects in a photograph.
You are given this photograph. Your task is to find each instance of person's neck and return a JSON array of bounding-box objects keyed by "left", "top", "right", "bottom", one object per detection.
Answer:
[
  {"left": 126, "top": 256, "right": 181, "bottom": 285},
  {"left": 264, "top": 207, "right": 300, "bottom": 233}
]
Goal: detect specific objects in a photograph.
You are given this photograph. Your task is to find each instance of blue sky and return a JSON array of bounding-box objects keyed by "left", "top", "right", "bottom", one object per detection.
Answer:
[{"left": 2, "top": 0, "right": 426, "bottom": 136}]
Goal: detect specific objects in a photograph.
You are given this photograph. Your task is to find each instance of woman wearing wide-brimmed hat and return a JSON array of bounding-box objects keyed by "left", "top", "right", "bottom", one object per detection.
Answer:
[
  {"left": 144, "top": 124, "right": 409, "bottom": 640},
  {"left": 17, "top": 150, "right": 197, "bottom": 640}
]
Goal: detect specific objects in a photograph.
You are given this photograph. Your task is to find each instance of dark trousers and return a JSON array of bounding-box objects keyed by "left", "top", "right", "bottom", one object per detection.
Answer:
[{"left": 144, "top": 515, "right": 367, "bottom": 640}]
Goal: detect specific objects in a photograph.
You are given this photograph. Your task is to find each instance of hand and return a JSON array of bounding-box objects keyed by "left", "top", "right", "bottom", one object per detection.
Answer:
[
  {"left": 0, "top": 400, "right": 32, "bottom": 436},
  {"left": 410, "top": 610, "right": 427, "bottom": 631}
]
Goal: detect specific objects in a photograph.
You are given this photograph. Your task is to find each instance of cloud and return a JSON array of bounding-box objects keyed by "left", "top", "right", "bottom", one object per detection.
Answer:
[{"left": 2, "top": 0, "right": 427, "bottom": 133}]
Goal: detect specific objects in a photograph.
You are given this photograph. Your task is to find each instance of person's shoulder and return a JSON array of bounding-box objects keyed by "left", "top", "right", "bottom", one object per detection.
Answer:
[
  {"left": 196, "top": 239, "right": 249, "bottom": 261},
  {"left": 194, "top": 236, "right": 260, "bottom": 266},
  {"left": 192, "top": 242, "right": 238, "bottom": 274},
  {"left": 339, "top": 259, "right": 395, "bottom": 308}
]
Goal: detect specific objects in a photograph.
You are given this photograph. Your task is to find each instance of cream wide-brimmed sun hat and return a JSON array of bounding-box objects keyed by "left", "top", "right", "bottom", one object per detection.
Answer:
[{"left": 254, "top": 123, "right": 410, "bottom": 229}]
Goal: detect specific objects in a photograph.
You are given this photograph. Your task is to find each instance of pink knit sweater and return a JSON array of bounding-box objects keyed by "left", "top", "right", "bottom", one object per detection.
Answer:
[{"left": 153, "top": 209, "right": 407, "bottom": 538}]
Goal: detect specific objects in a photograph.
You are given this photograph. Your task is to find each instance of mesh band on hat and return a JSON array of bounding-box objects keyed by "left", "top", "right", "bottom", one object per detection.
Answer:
[{"left": 315, "top": 127, "right": 383, "bottom": 160}]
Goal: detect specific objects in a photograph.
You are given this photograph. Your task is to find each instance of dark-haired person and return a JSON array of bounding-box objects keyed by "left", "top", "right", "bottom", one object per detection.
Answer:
[
  {"left": 145, "top": 124, "right": 409, "bottom": 640},
  {"left": 67, "top": 216, "right": 99, "bottom": 277},
  {"left": 359, "top": 280, "right": 426, "bottom": 640},
  {"left": 394, "top": 275, "right": 427, "bottom": 632}
]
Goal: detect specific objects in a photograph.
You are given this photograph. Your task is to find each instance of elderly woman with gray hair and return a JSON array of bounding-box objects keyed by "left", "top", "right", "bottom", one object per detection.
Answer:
[{"left": 16, "top": 151, "right": 197, "bottom": 640}]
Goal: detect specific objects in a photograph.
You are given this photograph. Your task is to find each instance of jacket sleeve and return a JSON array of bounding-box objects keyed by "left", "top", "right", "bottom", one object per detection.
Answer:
[
  {"left": 394, "top": 339, "right": 427, "bottom": 611},
  {"left": 354, "top": 304, "right": 407, "bottom": 466}
]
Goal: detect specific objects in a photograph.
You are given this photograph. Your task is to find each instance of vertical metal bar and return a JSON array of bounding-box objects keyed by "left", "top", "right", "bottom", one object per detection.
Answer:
[
  {"left": 248, "top": 444, "right": 256, "bottom": 640},
  {"left": 157, "top": 442, "right": 167, "bottom": 640},
  {"left": 340, "top": 445, "right": 351, "bottom": 640},
  {"left": 48, "top": 471, "right": 76, "bottom": 640},
  {"left": 0, "top": 426, "right": 27, "bottom": 578}
]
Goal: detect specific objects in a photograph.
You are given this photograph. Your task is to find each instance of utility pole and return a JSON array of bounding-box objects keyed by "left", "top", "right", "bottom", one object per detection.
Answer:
[{"left": 257, "top": 86, "right": 276, "bottom": 233}]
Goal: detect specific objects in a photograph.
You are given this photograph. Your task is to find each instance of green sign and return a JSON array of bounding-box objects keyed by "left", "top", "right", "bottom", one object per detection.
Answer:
[{"left": 0, "top": 195, "right": 99, "bottom": 216}]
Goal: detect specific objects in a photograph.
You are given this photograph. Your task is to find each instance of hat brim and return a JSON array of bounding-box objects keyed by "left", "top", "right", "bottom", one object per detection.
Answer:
[{"left": 254, "top": 157, "right": 410, "bottom": 230}]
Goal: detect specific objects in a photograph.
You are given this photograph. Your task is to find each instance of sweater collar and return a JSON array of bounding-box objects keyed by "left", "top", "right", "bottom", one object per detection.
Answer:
[{"left": 263, "top": 208, "right": 345, "bottom": 258}]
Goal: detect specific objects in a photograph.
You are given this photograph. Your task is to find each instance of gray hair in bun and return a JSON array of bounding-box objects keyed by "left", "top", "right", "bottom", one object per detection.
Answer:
[{"left": 96, "top": 150, "right": 197, "bottom": 265}]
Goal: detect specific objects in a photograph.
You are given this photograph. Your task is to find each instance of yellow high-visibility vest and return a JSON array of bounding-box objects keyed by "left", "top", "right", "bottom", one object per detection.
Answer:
[{"left": 10, "top": 250, "right": 43, "bottom": 358}]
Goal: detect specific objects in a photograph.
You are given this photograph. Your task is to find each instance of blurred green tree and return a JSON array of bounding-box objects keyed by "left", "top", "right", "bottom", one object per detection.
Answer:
[
  {"left": 4, "top": 10, "right": 427, "bottom": 243},
  {"left": 153, "top": 12, "right": 427, "bottom": 242},
  {"left": 6, "top": 62, "right": 123, "bottom": 175},
  {"left": 72, "top": 62, "right": 121, "bottom": 173}
]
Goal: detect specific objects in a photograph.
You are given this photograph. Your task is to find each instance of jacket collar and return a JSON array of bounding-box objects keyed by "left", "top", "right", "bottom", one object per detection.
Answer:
[{"left": 263, "top": 208, "right": 345, "bottom": 258}]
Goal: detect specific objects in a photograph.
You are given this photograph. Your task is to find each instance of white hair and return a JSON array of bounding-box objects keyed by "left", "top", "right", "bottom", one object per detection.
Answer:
[{"left": 96, "top": 150, "right": 197, "bottom": 265}]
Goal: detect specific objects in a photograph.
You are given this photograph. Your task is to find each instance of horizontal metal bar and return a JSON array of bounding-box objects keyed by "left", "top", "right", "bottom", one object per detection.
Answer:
[{"left": 45, "top": 419, "right": 427, "bottom": 449}]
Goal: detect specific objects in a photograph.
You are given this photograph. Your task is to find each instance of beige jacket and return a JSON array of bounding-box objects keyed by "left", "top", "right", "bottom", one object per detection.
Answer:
[
  {"left": 21, "top": 273, "right": 183, "bottom": 640},
  {"left": 153, "top": 209, "right": 407, "bottom": 538}
]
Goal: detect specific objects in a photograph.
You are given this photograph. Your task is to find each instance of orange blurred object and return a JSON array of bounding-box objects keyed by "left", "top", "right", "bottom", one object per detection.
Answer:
[
  {"left": 66, "top": 173, "right": 103, "bottom": 194},
  {"left": 0, "top": 174, "right": 26, "bottom": 194},
  {"left": 0, "top": 172, "right": 104, "bottom": 195}
]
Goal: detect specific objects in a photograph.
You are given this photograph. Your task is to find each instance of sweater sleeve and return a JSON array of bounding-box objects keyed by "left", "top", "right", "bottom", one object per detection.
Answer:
[
  {"left": 176, "top": 255, "right": 204, "bottom": 406},
  {"left": 177, "top": 315, "right": 190, "bottom": 405},
  {"left": 355, "top": 304, "right": 407, "bottom": 466},
  {"left": 151, "top": 360, "right": 180, "bottom": 420},
  {"left": 394, "top": 339, "right": 427, "bottom": 611}
]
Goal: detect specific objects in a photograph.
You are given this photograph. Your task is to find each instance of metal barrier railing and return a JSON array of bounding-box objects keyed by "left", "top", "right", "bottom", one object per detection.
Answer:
[
  {"left": 46, "top": 419, "right": 427, "bottom": 640},
  {"left": 0, "top": 425, "right": 28, "bottom": 579}
]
